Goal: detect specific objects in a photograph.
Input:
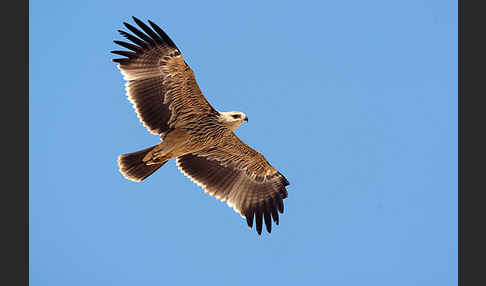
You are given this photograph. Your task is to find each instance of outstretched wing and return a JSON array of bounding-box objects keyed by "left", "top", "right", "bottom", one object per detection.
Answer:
[
  {"left": 176, "top": 132, "right": 290, "bottom": 235},
  {"left": 111, "top": 17, "right": 220, "bottom": 137}
]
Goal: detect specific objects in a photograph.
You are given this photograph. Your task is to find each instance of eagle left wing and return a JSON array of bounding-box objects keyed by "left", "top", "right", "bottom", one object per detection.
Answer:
[
  {"left": 111, "top": 17, "right": 221, "bottom": 138},
  {"left": 176, "top": 132, "right": 290, "bottom": 235}
]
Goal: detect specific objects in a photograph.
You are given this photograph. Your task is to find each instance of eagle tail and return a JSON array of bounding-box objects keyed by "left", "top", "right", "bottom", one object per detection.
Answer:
[{"left": 118, "top": 145, "right": 167, "bottom": 182}]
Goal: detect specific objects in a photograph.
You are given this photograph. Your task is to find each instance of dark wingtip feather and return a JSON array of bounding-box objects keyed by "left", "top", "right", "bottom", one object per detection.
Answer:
[
  {"left": 276, "top": 194, "right": 284, "bottom": 214},
  {"left": 123, "top": 22, "right": 156, "bottom": 46},
  {"left": 270, "top": 198, "right": 279, "bottom": 225},
  {"left": 245, "top": 210, "right": 254, "bottom": 229},
  {"left": 147, "top": 19, "right": 178, "bottom": 49},
  {"left": 110, "top": 50, "right": 137, "bottom": 58},
  {"left": 112, "top": 58, "right": 130, "bottom": 64},
  {"left": 113, "top": 40, "right": 143, "bottom": 53},
  {"left": 132, "top": 17, "right": 162, "bottom": 44},
  {"left": 255, "top": 206, "right": 263, "bottom": 235},
  {"left": 264, "top": 202, "right": 272, "bottom": 233},
  {"left": 118, "top": 30, "right": 149, "bottom": 49},
  {"left": 112, "top": 18, "right": 181, "bottom": 67}
]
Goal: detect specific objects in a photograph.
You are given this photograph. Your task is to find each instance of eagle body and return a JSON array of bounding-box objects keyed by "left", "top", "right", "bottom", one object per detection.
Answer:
[{"left": 112, "top": 17, "right": 290, "bottom": 235}]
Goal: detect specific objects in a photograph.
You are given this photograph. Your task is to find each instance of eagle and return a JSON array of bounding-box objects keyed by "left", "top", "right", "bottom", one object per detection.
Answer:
[{"left": 111, "top": 17, "right": 290, "bottom": 235}]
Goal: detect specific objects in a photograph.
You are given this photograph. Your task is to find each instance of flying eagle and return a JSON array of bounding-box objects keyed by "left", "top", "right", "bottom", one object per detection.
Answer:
[{"left": 111, "top": 17, "right": 290, "bottom": 235}]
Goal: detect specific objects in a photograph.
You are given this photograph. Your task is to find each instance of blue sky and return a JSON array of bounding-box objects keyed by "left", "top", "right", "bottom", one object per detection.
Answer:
[{"left": 30, "top": 1, "right": 457, "bottom": 285}]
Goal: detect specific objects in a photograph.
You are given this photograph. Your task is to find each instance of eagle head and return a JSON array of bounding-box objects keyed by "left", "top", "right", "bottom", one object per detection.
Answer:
[{"left": 220, "top": 111, "right": 248, "bottom": 131}]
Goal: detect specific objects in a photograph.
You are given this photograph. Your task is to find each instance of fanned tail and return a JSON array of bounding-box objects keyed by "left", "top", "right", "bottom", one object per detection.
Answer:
[{"left": 118, "top": 145, "right": 167, "bottom": 182}]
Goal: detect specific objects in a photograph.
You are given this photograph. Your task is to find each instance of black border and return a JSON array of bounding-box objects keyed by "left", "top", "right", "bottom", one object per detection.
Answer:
[
  {"left": 4, "top": 0, "right": 29, "bottom": 284},
  {"left": 460, "top": 0, "right": 486, "bottom": 285}
]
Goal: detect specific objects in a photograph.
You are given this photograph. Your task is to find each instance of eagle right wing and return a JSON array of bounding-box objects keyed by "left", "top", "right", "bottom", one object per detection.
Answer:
[
  {"left": 111, "top": 17, "right": 221, "bottom": 137},
  {"left": 176, "top": 131, "right": 290, "bottom": 235}
]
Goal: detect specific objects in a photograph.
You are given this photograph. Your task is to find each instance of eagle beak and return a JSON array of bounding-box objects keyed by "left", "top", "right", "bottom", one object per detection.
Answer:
[{"left": 244, "top": 116, "right": 248, "bottom": 122}]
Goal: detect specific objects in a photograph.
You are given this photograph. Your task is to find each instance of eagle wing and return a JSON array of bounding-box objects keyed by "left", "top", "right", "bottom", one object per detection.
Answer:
[
  {"left": 111, "top": 17, "right": 220, "bottom": 137},
  {"left": 176, "top": 131, "right": 290, "bottom": 235}
]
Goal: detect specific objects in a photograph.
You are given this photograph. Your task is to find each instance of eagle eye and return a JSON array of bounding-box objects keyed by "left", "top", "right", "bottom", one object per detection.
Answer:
[{"left": 232, "top": 114, "right": 240, "bottom": 119}]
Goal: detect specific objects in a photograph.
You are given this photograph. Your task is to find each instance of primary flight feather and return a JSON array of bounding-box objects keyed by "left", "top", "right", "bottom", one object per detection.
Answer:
[{"left": 112, "top": 17, "right": 290, "bottom": 235}]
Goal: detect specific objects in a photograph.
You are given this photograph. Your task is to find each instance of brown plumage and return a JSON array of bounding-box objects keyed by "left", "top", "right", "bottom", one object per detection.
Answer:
[{"left": 112, "top": 17, "right": 290, "bottom": 235}]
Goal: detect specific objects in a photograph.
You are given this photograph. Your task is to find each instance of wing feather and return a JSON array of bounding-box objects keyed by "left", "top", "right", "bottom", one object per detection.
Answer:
[
  {"left": 113, "top": 40, "right": 143, "bottom": 53},
  {"left": 176, "top": 132, "right": 290, "bottom": 235},
  {"left": 111, "top": 17, "right": 221, "bottom": 136}
]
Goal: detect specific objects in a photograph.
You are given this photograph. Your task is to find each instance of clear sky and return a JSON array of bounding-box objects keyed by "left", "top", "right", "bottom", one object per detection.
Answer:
[{"left": 30, "top": 0, "right": 457, "bottom": 285}]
